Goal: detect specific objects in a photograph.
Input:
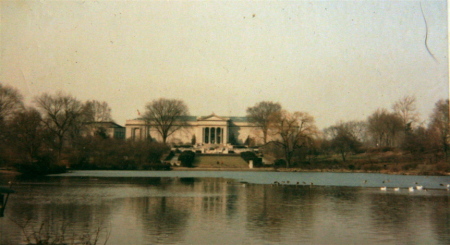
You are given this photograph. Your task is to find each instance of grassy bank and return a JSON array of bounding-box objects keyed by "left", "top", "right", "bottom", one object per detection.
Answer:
[
  {"left": 170, "top": 151, "right": 449, "bottom": 176},
  {"left": 2, "top": 150, "right": 449, "bottom": 176},
  {"left": 284, "top": 151, "right": 450, "bottom": 176},
  {"left": 192, "top": 155, "right": 249, "bottom": 168}
]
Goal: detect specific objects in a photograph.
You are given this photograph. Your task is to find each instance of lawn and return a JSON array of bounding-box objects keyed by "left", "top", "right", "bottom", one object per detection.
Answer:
[{"left": 194, "top": 155, "right": 249, "bottom": 168}]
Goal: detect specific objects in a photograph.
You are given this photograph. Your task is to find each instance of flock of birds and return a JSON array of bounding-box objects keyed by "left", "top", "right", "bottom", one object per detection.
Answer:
[
  {"left": 374, "top": 180, "right": 450, "bottom": 192},
  {"left": 273, "top": 181, "right": 314, "bottom": 186},
  {"left": 379, "top": 186, "right": 420, "bottom": 192},
  {"left": 269, "top": 179, "right": 450, "bottom": 192}
]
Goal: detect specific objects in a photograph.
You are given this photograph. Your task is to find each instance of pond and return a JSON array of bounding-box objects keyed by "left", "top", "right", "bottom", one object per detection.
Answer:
[{"left": 1, "top": 170, "right": 449, "bottom": 244}]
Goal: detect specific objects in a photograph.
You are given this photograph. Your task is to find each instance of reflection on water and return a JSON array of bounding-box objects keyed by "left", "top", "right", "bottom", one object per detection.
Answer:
[{"left": 0, "top": 171, "right": 449, "bottom": 244}]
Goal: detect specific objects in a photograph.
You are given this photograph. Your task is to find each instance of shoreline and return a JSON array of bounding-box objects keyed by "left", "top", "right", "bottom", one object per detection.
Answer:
[
  {"left": 273, "top": 168, "right": 450, "bottom": 176},
  {"left": 3, "top": 169, "right": 449, "bottom": 176},
  {"left": 0, "top": 170, "right": 21, "bottom": 175},
  {"left": 172, "top": 167, "right": 450, "bottom": 176}
]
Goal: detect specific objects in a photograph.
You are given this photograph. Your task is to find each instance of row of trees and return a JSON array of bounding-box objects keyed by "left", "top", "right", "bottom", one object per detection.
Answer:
[
  {"left": 142, "top": 99, "right": 319, "bottom": 168},
  {"left": 246, "top": 101, "right": 319, "bottom": 167},
  {"left": 143, "top": 96, "right": 449, "bottom": 169},
  {"left": 0, "top": 82, "right": 194, "bottom": 173},
  {"left": 243, "top": 96, "right": 449, "bottom": 169},
  {"left": 244, "top": 96, "right": 449, "bottom": 168},
  {"left": 0, "top": 83, "right": 141, "bottom": 173},
  {"left": 1, "top": 83, "right": 191, "bottom": 173},
  {"left": 1, "top": 81, "right": 448, "bottom": 172},
  {"left": 322, "top": 96, "right": 449, "bottom": 162}
]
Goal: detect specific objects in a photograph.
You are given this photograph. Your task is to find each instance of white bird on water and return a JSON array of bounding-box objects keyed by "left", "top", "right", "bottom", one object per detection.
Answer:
[
  {"left": 416, "top": 185, "right": 423, "bottom": 190},
  {"left": 380, "top": 186, "right": 387, "bottom": 191},
  {"left": 409, "top": 187, "right": 414, "bottom": 192},
  {"left": 394, "top": 187, "right": 400, "bottom": 191}
]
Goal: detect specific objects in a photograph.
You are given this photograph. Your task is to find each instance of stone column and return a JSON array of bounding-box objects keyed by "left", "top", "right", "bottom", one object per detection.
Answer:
[
  {"left": 201, "top": 127, "right": 205, "bottom": 144},
  {"left": 208, "top": 127, "right": 212, "bottom": 144},
  {"left": 210, "top": 127, "right": 212, "bottom": 144},
  {"left": 215, "top": 127, "right": 218, "bottom": 144},
  {"left": 198, "top": 126, "right": 202, "bottom": 145},
  {"left": 135, "top": 128, "right": 141, "bottom": 140},
  {"left": 216, "top": 127, "right": 219, "bottom": 144},
  {"left": 223, "top": 125, "right": 228, "bottom": 145}
]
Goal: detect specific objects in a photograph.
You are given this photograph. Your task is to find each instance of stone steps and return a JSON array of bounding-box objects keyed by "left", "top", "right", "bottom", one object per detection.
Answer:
[{"left": 194, "top": 155, "right": 249, "bottom": 168}]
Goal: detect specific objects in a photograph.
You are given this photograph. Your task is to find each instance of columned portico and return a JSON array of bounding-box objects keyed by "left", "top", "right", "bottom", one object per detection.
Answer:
[
  {"left": 202, "top": 126, "right": 227, "bottom": 144},
  {"left": 197, "top": 114, "right": 229, "bottom": 145}
]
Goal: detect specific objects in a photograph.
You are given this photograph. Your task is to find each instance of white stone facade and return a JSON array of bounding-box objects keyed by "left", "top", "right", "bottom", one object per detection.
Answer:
[{"left": 125, "top": 114, "right": 264, "bottom": 146}]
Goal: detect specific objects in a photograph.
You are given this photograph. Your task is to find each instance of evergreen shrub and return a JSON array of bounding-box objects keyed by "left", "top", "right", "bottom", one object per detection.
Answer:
[
  {"left": 240, "top": 152, "right": 263, "bottom": 167},
  {"left": 178, "top": 150, "right": 196, "bottom": 167}
]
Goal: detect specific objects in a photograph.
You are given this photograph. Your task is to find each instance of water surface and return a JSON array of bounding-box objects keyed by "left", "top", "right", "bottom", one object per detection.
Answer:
[{"left": 1, "top": 171, "right": 449, "bottom": 244}]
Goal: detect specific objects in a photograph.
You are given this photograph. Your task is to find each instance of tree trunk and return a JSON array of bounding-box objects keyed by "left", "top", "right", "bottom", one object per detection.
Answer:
[
  {"left": 263, "top": 129, "right": 268, "bottom": 145},
  {"left": 57, "top": 134, "right": 64, "bottom": 165},
  {"left": 341, "top": 151, "right": 346, "bottom": 162},
  {"left": 162, "top": 132, "right": 168, "bottom": 144},
  {"left": 285, "top": 148, "right": 292, "bottom": 168}
]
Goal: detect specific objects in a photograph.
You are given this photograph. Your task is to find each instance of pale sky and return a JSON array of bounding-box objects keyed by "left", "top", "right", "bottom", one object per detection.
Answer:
[{"left": 1, "top": 0, "right": 448, "bottom": 129}]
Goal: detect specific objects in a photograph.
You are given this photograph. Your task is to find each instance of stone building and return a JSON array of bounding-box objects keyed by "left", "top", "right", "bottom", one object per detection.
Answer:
[
  {"left": 83, "top": 121, "right": 126, "bottom": 139},
  {"left": 125, "top": 113, "right": 263, "bottom": 147}
]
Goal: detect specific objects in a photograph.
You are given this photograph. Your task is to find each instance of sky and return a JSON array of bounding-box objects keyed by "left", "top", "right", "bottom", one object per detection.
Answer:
[{"left": 1, "top": 0, "right": 448, "bottom": 129}]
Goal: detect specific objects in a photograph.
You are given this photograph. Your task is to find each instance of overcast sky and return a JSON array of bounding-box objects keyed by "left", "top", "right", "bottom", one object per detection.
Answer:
[{"left": 1, "top": 0, "right": 448, "bottom": 129}]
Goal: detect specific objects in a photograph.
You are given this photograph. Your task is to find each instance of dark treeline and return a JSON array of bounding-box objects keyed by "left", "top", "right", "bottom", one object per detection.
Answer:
[
  {"left": 1, "top": 82, "right": 449, "bottom": 175},
  {"left": 0, "top": 83, "right": 170, "bottom": 175},
  {"left": 246, "top": 96, "right": 449, "bottom": 174},
  {"left": 317, "top": 96, "right": 449, "bottom": 174}
]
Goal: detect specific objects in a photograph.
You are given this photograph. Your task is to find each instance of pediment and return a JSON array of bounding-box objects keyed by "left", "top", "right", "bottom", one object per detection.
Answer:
[{"left": 197, "top": 113, "right": 229, "bottom": 121}]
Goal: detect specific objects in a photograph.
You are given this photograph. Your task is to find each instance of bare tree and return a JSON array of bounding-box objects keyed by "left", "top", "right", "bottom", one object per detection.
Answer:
[
  {"left": 324, "top": 121, "right": 363, "bottom": 162},
  {"left": 0, "top": 84, "right": 24, "bottom": 161},
  {"left": 402, "top": 126, "right": 430, "bottom": 156},
  {"left": 346, "top": 120, "right": 368, "bottom": 144},
  {"left": 82, "top": 100, "right": 112, "bottom": 122},
  {"left": 0, "top": 83, "right": 24, "bottom": 123},
  {"left": 428, "top": 99, "right": 449, "bottom": 159},
  {"left": 80, "top": 100, "right": 113, "bottom": 139},
  {"left": 268, "top": 110, "right": 318, "bottom": 168},
  {"left": 143, "top": 98, "right": 189, "bottom": 144},
  {"left": 367, "top": 108, "right": 403, "bottom": 148},
  {"left": 392, "top": 95, "right": 420, "bottom": 128},
  {"left": 246, "top": 101, "right": 282, "bottom": 144},
  {"left": 8, "top": 108, "right": 44, "bottom": 163},
  {"left": 325, "top": 121, "right": 367, "bottom": 141},
  {"left": 34, "top": 92, "right": 84, "bottom": 163}
]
